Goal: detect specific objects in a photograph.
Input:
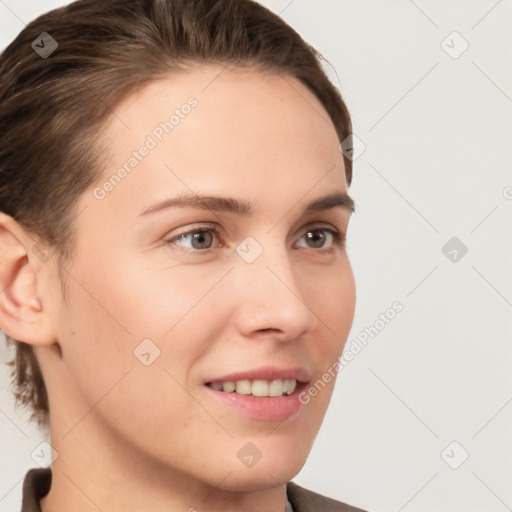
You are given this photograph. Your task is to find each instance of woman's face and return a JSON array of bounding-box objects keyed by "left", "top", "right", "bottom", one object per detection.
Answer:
[{"left": 41, "top": 65, "right": 356, "bottom": 490}]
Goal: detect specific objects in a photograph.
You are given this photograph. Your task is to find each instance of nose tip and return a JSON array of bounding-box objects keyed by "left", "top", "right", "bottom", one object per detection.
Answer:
[{"left": 232, "top": 255, "right": 320, "bottom": 342}]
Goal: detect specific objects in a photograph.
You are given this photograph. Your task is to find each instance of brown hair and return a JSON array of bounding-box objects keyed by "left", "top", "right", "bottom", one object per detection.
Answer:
[{"left": 0, "top": 0, "right": 353, "bottom": 427}]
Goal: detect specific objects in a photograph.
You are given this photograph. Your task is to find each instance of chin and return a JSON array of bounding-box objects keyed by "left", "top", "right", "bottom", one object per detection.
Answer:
[
  {"left": 215, "top": 448, "right": 309, "bottom": 492},
  {"left": 219, "top": 464, "right": 305, "bottom": 492}
]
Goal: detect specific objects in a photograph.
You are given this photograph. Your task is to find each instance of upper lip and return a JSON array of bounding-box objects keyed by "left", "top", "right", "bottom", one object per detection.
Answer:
[{"left": 205, "top": 366, "right": 311, "bottom": 384}]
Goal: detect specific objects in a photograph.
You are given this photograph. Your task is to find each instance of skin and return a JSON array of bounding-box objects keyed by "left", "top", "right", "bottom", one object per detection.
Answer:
[{"left": 0, "top": 65, "right": 356, "bottom": 512}]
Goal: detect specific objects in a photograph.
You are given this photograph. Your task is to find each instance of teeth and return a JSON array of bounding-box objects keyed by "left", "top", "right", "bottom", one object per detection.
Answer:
[
  {"left": 210, "top": 379, "right": 298, "bottom": 397},
  {"left": 269, "top": 379, "right": 284, "bottom": 397},
  {"left": 285, "top": 379, "right": 297, "bottom": 395},
  {"left": 222, "top": 381, "right": 235, "bottom": 392},
  {"left": 251, "top": 379, "right": 269, "bottom": 397},
  {"left": 235, "top": 380, "right": 252, "bottom": 395}
]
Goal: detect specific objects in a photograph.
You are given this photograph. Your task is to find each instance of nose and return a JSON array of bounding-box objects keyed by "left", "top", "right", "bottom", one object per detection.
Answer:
[{"left": 230, "top": 238, "right": 321, "bottom": 343}]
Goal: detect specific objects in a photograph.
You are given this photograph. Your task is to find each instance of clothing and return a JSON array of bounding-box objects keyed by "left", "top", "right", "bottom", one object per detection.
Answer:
[{"left": 21, "top": 467, "right": 367, "bottom": 512}]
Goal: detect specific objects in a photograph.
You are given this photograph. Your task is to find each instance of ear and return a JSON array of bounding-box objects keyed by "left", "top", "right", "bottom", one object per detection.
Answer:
[{"left": 0, "top": 212, "right": 57, "bottom": 346}]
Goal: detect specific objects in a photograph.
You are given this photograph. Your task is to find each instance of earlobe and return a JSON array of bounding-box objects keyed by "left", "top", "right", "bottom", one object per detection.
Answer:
[{"left": 0, "top": 212, "right": 56, "bottom": 346}]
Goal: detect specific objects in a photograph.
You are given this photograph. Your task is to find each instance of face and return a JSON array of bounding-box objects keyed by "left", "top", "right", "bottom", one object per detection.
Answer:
[{"left": 40, "top": 65, "right": 356, "bottom": 491}]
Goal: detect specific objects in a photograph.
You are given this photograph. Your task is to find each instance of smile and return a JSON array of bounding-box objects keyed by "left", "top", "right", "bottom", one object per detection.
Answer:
[{"left": 206, "top": 378, "right": 297, "bottom": 397}]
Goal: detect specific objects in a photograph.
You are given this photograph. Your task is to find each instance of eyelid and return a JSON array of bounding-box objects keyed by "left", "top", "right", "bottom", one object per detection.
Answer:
[
  {"left": 296, "top": 222, "right": 344, "bottom": 237},
  {"left": 166, "top": 222, "right": 218, "bottom": 241}
]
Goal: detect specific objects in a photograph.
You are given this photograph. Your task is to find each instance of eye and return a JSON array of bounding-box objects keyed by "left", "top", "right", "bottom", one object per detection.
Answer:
[
  {"left": 295, "top": 227, "right": 345, "bottom": 250},
  {"left": 166, "top": 224, "right": 221, "bottom": 253},
  {"left": 165, "top": 223, "right": 345, "bottom": 254}
]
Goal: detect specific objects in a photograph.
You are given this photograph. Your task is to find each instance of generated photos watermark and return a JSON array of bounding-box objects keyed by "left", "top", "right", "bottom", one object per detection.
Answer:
[
  {"left": 299, "top": 301, "right": 403, "bottom": 404},
  {"left": 93, "top": 96, "right": 198, "bottom": 200}
]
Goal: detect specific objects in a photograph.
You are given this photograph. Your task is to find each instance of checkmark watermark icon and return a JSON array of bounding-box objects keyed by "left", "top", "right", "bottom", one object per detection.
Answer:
[
  {"left": 441, "top": 236, "right": 468, "bottom": 263},
  {"left": 441, "top": 441, "right": 469, "bottom": 469},
  {"left": 133, "top": 338, "right": 161, "bottom": 366},
  {"left": 441, "top": 31, "right": 469, "bottom": 60},
  {"left": 236, "top": 236, "right": 263, "bottom": 264},
  {"left": 30, "top": 441, "right": 59, "bottom": 468},
  {"left": 236, "top": 442, "right": 262, "bottom": 468},
  {"left": 31, "top": 32, "right": 58, "bottom": 59}
]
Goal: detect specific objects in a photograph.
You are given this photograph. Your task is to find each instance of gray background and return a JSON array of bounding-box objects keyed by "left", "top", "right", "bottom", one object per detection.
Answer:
[{"left": 1, "top": 1, "right": 511, "bottom": 511}]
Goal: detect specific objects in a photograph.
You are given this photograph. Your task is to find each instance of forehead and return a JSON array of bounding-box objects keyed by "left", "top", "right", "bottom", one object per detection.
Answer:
[
  {"left": 113, "top": 64, "right": 335, "bottom": 133},
  {"left": 86, "top": 65, "right": 347, "bottom": 219},
  {"left": 104, "top": 65, "right": 341, "bottom": 163}
]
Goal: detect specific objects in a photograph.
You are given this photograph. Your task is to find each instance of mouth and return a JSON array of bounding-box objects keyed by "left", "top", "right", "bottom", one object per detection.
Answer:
[
  {"left": 205, "top": 378, "right": 300, "bottom": 397},
  {"left": 203, "top": 366, "right": 311, "bottom": 421}
]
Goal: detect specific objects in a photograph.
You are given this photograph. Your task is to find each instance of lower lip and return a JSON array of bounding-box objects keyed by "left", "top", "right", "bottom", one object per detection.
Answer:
[{"left": 204, "top": 383, "right": 307, "bottom": 422}]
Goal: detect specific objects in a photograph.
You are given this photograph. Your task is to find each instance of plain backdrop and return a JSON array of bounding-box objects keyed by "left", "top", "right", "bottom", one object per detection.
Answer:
[{"left": 1, "top": 1, "right": 511, "bottom": 511}]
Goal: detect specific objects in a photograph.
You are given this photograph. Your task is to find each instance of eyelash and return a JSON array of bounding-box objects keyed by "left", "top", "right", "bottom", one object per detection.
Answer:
[{"left": 164, "top": 223, "right": 346, "bottom": 255}]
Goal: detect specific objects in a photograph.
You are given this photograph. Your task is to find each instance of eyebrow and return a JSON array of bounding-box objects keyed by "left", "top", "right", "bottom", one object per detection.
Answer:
[{"left": 138, "top": 191, "right": 355, "bottom": 217}]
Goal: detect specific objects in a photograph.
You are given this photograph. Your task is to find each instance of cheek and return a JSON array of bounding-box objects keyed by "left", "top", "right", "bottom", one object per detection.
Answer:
[
  {"left": 104, "top": 252, "right": 227, "bottom": 339},
  {"left": 56, "top": 253, "right": 223, "bottom": 394},
  {"left": 65, "top": 247, "right": 207, "bottom": 340},
  {"left": 335, "top": 261, "right": 356, "bottom": 342},
  {"left": 55, "top": 277, "right": 133, "bottom": 408},
  {"left": 292, "top": 259, "right": 355, "bottom": 417},
  {"left": 55, "top": 266, "right": 215, "bottom": 444},
  {"left": 307, "top": 256, "right": 356, "bottom": 350}
]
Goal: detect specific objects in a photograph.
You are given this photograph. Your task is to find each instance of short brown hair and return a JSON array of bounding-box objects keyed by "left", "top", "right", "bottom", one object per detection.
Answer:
[{"left": 0, "top": 0, "right": 353, "bottom": 427}]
